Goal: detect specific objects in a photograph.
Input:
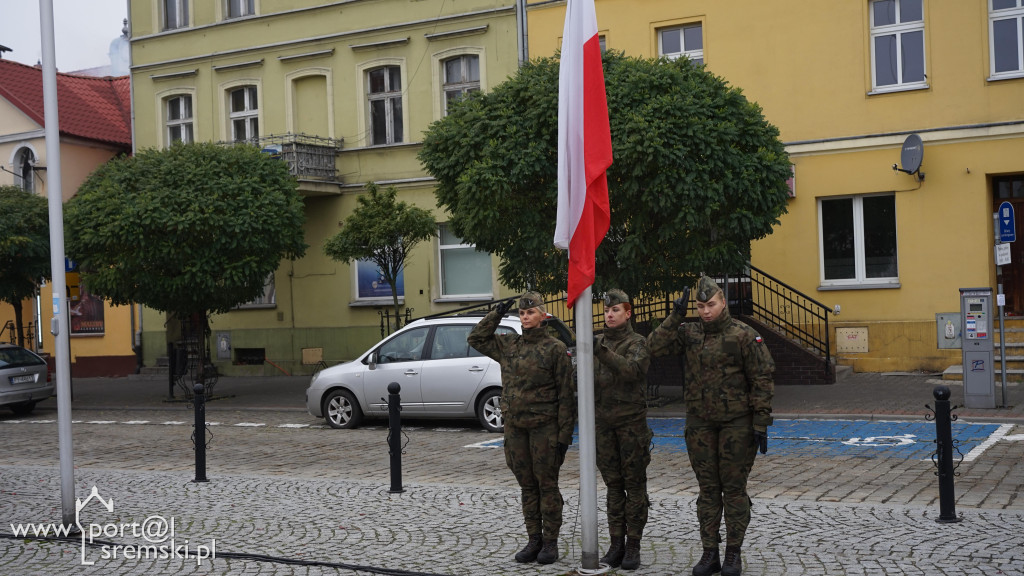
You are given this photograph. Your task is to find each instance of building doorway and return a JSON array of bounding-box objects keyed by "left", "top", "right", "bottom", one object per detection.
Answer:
[{"left": 994, "top": 175, "right": 1024, "bottom": 315}]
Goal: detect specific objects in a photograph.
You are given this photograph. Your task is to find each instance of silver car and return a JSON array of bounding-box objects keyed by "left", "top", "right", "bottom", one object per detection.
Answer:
[
  {"left": 0, "top": 344, "right": 53, "bottom": 415},
  {"left": 305, "top": 313, "right": 575, "bottom": 432}
]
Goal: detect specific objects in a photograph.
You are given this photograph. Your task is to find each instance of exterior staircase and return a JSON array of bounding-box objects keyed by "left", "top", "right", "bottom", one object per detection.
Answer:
[{"left": 942, "top": 315, "right": 1024, "bottom": 382}]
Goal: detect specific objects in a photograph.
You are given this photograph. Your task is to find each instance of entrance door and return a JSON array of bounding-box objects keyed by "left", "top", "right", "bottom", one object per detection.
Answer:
[{"left": 994, "top": 176, "right": 1024, "bottom": 315}]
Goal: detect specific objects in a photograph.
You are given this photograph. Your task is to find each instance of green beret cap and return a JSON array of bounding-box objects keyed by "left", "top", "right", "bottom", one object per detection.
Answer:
[
  {"left": 519, "top": 291, "right": 547, "bottom": 312},
  {"left": 603, "top": 289, "right": 630, "bottom": 307},
  {"left": 695, "top": 276, "right": 722, "bottom": 302}
]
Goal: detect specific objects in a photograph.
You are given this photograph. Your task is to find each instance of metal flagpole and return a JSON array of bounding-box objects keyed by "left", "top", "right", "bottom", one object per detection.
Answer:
[
  {"left": 38, "top": 0, "right": 77, "bottom": 529},
  {"left": 575, "top": 286, "right": 599, "bottom": 569}
]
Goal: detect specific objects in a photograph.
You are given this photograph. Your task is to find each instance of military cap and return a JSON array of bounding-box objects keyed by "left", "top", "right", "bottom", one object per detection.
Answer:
[
  {"left": 603, "top": 289, "right": 630, "bottom": 307},
  {"left": 519, "top": 291, "right": 547, "bottom": 313},
  {"left": 695, "top": 275, "right": 722, "bottom": 302}
]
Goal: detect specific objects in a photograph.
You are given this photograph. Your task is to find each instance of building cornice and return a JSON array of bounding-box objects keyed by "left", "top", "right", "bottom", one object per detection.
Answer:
[
  {"left": 130, "top": 5, "right": 515, "bottom": 72},
  {"left": 785, "top": 120, "right": 1024, "bottom": 156}
]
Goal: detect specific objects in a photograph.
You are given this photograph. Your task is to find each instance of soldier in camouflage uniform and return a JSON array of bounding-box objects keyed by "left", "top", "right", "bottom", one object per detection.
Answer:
[
  {"left": 648, "top": 276, "right": 774, "bottom": 576},
  {"left": 468, "top": 291, "right": 576, "bottom": 565},
  {"left": 593, "top": 289, "right": 652, "bottom": 571}
]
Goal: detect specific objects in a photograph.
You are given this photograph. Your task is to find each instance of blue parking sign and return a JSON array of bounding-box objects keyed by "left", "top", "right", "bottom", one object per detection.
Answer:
[{"left": 999, "top": 201, "right": 1016, "bottom": 243}]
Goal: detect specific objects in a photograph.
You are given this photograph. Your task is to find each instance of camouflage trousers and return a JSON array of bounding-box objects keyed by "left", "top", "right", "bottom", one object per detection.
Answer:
[
  {"left": 684, "top": 413, "right": 758, "bottom": 549},
  {"left": 504, "top": 420, "right": 564, "bottom": 540},
  {"left": 596, "top": 419, "right": 653, "bottom": 539}
]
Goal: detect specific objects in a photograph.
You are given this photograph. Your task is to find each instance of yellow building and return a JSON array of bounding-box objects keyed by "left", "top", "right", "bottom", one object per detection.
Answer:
[
  {"left": 0, "top": 59, "right": 139, "bottom": 376},
  {"left": 128, "top": 0, "right": 523, "bottom": 375},
  {"left": 528, "top": 0, "right": 1024, "bottom": 373}
]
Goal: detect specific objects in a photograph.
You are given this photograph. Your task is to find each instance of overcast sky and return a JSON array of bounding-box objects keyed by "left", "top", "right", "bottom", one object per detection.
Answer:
[{"left": 0, "top": 0, "right": 128, "bottom": 73}]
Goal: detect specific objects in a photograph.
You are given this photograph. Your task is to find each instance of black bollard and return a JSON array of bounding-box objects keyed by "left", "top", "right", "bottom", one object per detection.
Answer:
[
  {"left": 167, "top": 342, "right": 176, "bottom": 399},
  {"left": 932, "top": 385, "right": 961, "bottom": 523},
  {"left": 193, "top": 383, "right": 209, "bottom": 483},
  {"left": 387, "top": 382, "right": 404, "bottom": 493}
]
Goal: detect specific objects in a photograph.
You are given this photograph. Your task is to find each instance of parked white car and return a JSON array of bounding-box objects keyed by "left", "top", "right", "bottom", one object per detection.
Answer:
[{"left": 305, "top": 312, "right": 575, "bottom": 432}]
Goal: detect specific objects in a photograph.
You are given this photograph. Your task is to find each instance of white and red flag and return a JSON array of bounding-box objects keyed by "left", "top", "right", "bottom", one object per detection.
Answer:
[{"left": 553, "top": 0, "right": 612, "bottom": 307}]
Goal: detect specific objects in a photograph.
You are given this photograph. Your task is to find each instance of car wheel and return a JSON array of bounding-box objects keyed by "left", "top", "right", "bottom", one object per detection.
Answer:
[
  {"left": 476, "top": 389, "right": 503, "bottom": 433},
  {"left": 323, "top": 389, "right": 363, "bottom": 429},
  {"left": 9, "top": 401, "right": 36, "bottom": 416}
]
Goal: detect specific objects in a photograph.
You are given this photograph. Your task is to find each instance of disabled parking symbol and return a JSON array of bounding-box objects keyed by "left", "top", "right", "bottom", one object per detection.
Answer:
[{"left": 842, "top": 434, "right": 917, "bottom": 447}]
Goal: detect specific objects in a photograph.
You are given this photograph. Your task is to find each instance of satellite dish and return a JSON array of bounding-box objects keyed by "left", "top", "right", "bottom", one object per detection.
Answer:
[{"left": 893, "top": 134, "right": 924, "bottom": 180}]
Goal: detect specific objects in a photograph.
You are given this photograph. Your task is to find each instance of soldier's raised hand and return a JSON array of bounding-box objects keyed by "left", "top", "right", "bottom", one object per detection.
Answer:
[
  {"left": 673, "top": 287, "right": 690, "bottom": 316},
  {"left": 495, "top": 297, "right": 516, "bottom": 316}
]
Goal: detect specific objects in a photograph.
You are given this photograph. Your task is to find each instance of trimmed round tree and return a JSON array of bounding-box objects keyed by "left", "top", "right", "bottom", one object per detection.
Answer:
[
  {"left": 65, "top": 142, "right": 307, "bottom": 374},
  {"left": 419, "top": 51, "right": 792, "bottom": 298}
]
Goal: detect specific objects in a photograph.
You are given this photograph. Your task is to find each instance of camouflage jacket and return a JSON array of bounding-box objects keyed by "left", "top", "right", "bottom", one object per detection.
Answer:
[
  {"left": 648, "top": 307, "right": 774, "bottom": 429},
  {"left": 594, "top": 322, "right": 651, "bottom": 424},
  {"left": 468, "top": 308, "right": 576, "bottom": 445}
]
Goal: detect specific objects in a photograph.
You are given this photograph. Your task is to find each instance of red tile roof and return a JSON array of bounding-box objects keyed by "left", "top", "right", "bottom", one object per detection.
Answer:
[{"left": 0, "top": 58, "right": 131, "bottom": 148}]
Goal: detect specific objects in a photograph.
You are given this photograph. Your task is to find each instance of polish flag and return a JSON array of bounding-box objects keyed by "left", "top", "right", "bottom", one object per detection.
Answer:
[{"left": 553, "top": 0, "right": 612, "bottom": 308}]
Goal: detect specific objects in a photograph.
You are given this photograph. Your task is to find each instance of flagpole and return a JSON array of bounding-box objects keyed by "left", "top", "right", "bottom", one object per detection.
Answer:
[{"left": 575, "top": 286, "right": 599, "bottom": 569}]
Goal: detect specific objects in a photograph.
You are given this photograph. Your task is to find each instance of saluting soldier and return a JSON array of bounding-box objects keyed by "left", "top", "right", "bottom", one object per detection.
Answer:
[
  {"left": 468, "top": 292, "right": 576, "bottom": 565},
  {"left": 593, "top": 289, "right": 652, "bottom": 570},
  {"left": 648, "top": 276, "right": 774, "bottom": 576}
]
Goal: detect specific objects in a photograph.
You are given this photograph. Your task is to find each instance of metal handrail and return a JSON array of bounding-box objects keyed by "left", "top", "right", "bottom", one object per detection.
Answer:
[{"left": 545, "top": 265, "right": 833, "bottom": 377}]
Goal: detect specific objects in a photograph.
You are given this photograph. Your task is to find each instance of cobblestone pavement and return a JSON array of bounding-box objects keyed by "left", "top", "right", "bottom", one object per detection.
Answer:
[{"left": 2, "top": 408, "right": 1023, "bottom": 575}]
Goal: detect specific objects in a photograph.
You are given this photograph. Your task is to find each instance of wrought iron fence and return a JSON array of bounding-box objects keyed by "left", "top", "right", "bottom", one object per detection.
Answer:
[{"left": 1, "top": 321, "right": 36, "bottom": 347}]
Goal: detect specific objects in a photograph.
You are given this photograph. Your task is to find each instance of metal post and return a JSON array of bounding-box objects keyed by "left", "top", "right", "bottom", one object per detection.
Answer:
[
  {"left": 38, "top": 0, "right": 76, "bottom": 530},
  {"left": 932, "top": 385, "right": 961, "bottom": 523},
  {"left": 193, "top": 383, "right": 208, "bottom": 483},
  {"left": 998, "top": 268, "right": 1009, "bottom": 408},
  {"left": 387, "top": 382, "right": 404, "bottom": 493}
]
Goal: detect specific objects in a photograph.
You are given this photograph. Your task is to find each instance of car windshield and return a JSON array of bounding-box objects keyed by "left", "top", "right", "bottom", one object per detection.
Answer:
[{"left": 0, "top": 347, "right": 45, "bottom": 369}]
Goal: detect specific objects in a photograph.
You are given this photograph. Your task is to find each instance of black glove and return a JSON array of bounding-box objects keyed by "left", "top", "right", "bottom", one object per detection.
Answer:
[
  {"left": 673, "top": 287, "right": 690, "bottom": 316},
  {"left": 495, "top": 298, "right": 516, "bottom": 316},
  {"left": 753, "top": 430, "right": 768, "bottom": 455},
  {"left": 593, "top": 335, "right": 603, "bottom": 353},
  {"left": 557, "top": 442, "right": 569, "bottom": 465}
]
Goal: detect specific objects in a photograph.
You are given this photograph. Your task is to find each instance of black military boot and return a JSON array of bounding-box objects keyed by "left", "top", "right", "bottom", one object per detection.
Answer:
[
  {"left": 722, "top": 546, "right": 742, "bottom": 576},
  {"left": 514, "top": 534, "right": 543, "bottom": 563},
  {"left": 692, "top": 548, "right": 721, "bottom": 576},
  {"left": 536, "top": 539, "right": 559, "bottom": 564},
  {"left": 599, "top": 535, "right": 625, "bottom": 567},
  {"left": 620, "top": 537, "right": 642, "bottom": 570}
]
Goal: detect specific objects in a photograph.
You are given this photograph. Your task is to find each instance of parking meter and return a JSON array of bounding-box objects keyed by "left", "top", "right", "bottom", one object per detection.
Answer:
[{"left": 959, "top": 288, "right": 996, "bottom": 409}]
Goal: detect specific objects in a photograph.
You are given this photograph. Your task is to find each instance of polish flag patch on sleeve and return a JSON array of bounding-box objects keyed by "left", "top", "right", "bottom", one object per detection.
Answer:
[{"left": 755, "top": 336, "right": 764, "bottom": 344}]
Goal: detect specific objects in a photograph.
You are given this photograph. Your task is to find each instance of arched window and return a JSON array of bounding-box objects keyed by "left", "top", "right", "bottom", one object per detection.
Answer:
[{"left": 14, "top": 148, "right": 35, "bottom": 193}]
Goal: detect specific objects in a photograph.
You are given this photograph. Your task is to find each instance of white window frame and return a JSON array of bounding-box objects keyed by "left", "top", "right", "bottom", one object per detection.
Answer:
[
  {"left": 658, "top": 23, "right": 703, "bottom": 64},
  {"left": 366, "top": 65, "right": 404, "bottom": 145},
  {"left": 165, "top": 94, "right": 194, "bottom": 145},
  {"left": 163, "top": 0, "right": 189, "bottom": 30},
  {"left": 442, "top": 54, "right": 480, "bottom": 116},
  {"left": 818, "top": 194, "right": 899, "bottom": 288},
  {"left": 227, "top": 0, "right": 255, "bottom": 19},
  {"left": 229, "top": 85, "right": 259, "bottom": 143},
  {"left": 869, "top": 0, "right": 927, "bottom": 93},
  {"left": 990, "top": 0, "right": 1024, "bottom": 79},
  {"left": 437, "top": 223, "right": 492, "bottom": 300}
]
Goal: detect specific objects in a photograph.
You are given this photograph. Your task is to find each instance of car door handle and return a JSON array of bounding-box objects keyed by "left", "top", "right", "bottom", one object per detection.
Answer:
[
  {"left": 404, "top": 369, "right": 419, "bottom": 376},
  {"left": 468, "top": 366, "right": 485, "bottom": 372}
]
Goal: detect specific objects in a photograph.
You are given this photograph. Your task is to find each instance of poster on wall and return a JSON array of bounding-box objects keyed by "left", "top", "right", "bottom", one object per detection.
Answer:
[
  {"left": 356, "top": 259, "right": 404, "bottom": 300},
  {"left": 70, "top": 284, "right": 105, "bottom": 334}
]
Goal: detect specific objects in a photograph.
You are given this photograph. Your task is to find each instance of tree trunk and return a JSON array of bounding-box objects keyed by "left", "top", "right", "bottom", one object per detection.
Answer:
[
  {"left": 391, "top": 290, "right": 402, "bottom": 331},
  {"left": 12, "top": 301, "right": 25, "bottom": 348}
]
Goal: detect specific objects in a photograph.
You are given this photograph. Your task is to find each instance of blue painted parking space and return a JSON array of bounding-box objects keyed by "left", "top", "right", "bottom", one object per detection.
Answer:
[
  {"left": 468, "top": 418, "right": 1003, "bottom": 460},
  {"left": 650, "top": 418, "right": 1002, "bottom": 459}
]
